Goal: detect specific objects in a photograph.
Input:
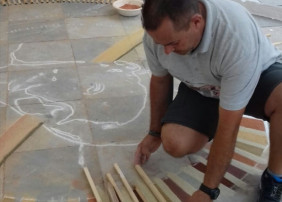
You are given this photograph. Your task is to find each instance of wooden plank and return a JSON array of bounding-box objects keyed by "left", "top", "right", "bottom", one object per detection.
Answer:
[
  {"left": 93, "top": 28, "right": 144, "bottom": 63},
  {"left": 238, "top": 127, "right": 267, "bottom": 145},
  {"left": 189, "top": 156, "right": 236, "bottom": 195},
  {"left": 235, "top": 140, "right": 265, "bottom": 156},
  {"left": 106, "top": 173, "right": 127, "bottom": 202},
  {"left": 114, "top": 163, "right": 139, "bottom": 202},
  {"left": 182, "top": 166, "right": 247, "bottom": 190},
  {"left": 105, "top": 181, "right": 119, "bottom": 202},
  {"left": 135, "top": 165, "right": 167, "bottom": 202},
  {"left": 0, "top": 115, "right": 43, "bottom": 166},
  {"left": 166, "top": 172, "right": 196, "bottom": 196},
  {"left": 135, "top": 180, "right": 158, "bottom": 202},
  {"left": 153, "top": 177, "right": 181, "bottom": 202},
  {"left": 83, "top": 167, "right": 102, "bottom": 202},
  {"left": 2, "top": 196, "right": 16, "bottom": 202},
  {"left": 21, "top": 198, "right": 36, "bottom": 202}
]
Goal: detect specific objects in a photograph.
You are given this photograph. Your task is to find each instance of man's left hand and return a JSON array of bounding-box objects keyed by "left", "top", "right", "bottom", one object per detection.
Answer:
[{"left": 188, "top": 190, "right": 212, "bottom": 202}]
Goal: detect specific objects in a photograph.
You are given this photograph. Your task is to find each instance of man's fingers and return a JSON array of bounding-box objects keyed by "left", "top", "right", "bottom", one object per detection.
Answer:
[{"left": 134, "top": 148, "right": 142, "bottom": 165}]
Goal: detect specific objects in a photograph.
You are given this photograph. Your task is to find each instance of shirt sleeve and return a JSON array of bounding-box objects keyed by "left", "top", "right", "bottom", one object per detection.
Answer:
[
  {"left": 219, "top": 42, "right": 261, "bottom": 111},
  {"left": 143, "top": 33, "right": 169, "bottom": 77}
]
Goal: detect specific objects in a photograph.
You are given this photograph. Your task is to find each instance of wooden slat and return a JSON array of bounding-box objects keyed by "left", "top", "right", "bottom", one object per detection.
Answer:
[
  {"left": 188, "top": 156, "right": 236, "bottom": 195},
  {"left": 114, "top": 163, "right": 139, "bottom": 202},
  {"left": 135, "top": 180, "right": 158, "bottom": 202},
  {"left": 153, "top": 177, "right": 181, "bottom": 202},
  {"left": 93, "top": 28, "right": 144, "bottom": 63},
  {"left": 106, "top": 173, "right": 126, "bottom": 202},
  {"left": 0, "top": 115, "right": 43, "bottom": 166},
  {"left": 83, "top": 167, "right": 102, "bottom": 202},
  {"left": 106, "top": 181, "right": 120, "bottom": 202},
  {"left": 135, "top": 165, "right": 167, "bottom": 202},
  {"left": 167, "top": 172, "right": 196, "bottom": 196}
]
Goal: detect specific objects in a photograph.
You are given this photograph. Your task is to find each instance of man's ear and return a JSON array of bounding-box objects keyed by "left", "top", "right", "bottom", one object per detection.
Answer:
[{"left": 190, "top": 14, "right": 203, "bottom": 29}]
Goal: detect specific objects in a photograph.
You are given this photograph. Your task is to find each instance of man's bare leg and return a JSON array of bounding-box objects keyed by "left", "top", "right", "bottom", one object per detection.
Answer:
[{"left": 161, "top": 123, "right": 209, "bottom": 157}]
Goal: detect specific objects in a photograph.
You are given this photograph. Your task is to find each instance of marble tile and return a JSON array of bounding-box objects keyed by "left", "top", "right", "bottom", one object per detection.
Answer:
[
  {"left": 86, "top": 95, "right": 150, "bottom": 143},
  {"left": 0, "top": 164, "right": 3, "bottom": 199},
  {"left": 5, "top": 100, "right": 93, "bottom": 152},
  {"left": 0, "top": 44, "right": 8, "bottom": 72},
  {"left": 259, "top": 0, "right": 282, "bottom": 6},
  {"left": 0, "top": 22, "right": 8, "bottom": 44},
  {"left": 261, "top": 26, "right": 282, "bottom": 51},
  {"left": 8, "top": 66, "right": 82, "bottom": 106},
  {"left": 77, "top": 63, "right": 150, "bottom": 143},
  {"left": 0, "top": 6, "right": 8, "bottom": 22},
  {"left": 8, "top": 19, "right": 68, "bottom": 43},
  {"left": 78, "top": 62, "right": 149, "bottom": 99},
  {"left": 8, "top": 4, "right": 64, "bottom": 22},
  {"left": 0, "top": 106, "right": 6, "bottom": 135},
  {"left": 61, "top": 3, "right": 116, "bottom": 18},
  {"left": 9, "top": 41, "right": 77, "bottom": 71},
  {"left": 119, "top": 14, "right": 142, "bottom": 34},
  {"left": 254, "top": 15, "right": 282, "bottom": 27},
  {"left": 0, "top": 72, "right": 7, "bottom": 107},
  {"left": 135, "top": 43, "right": 146, "bottom": 61},
  {"left": 66, "top": 15, "right": 126, "bottom": 39},
  {"left": 71, "top": 36, "right": 123, "bottom": 65},
  {"left": 4, "top": 146, "right": 104, "bottom": 201}
]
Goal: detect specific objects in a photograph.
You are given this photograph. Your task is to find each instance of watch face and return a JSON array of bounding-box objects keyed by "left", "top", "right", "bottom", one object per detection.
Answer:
[
  {"left": 200, "top": 184, "right": 220, "bottom": 200},
  {"left": 211, "top": 188, "right": 220, "bottom": 199}
]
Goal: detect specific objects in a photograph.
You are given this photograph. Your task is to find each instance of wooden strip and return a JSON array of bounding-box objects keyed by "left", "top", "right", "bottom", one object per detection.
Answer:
[
  {"left": 273, "top": 41, "right": 282, "bottom": 46},
  {"left": 83, "top": 167, "right": 102, "bottom": 202},
  {"left": 167, "top": 172, "right": 196, "bottom": 196},
  {"left": 114, "top": 163, "right": 139, "bottom": 202},
  {"left": 182, "top": 166, "right": 247, "bottom": 190},
  {"left": 67, "top": 198, "right": 80, "bottom": 202},
  {"left": 106, "top": 181, "right": 119, "bottom": 202},
  {"left": 240, "top": 117, "right": 265, "bottom": 131},
  {"left": 191, "top": 156, "right": 236, "bottom": 195},
  {"left": 93, "top": 28, "right": 144, "bottom": 63},
  {"left": 0, "top": 115, "right": 43, "bottom": 166},
  {"left": 238, "top": 127, "right": 267, "bottom": 145},
  {"left": 0, "top": 0, "right": 4, "bottom": 5},
  {"left": 1, "top": 0, "right": 7, "bottom": 6},
  {"left": 21, "top": 198, "right": 36, "bottom": 202},
  {"left": 135, "top": 165, "right": 167, "bottom": 202},
  {"left": 135, "top": 180, "right": 158, "bottom": 202},
  {"left": 106, "top": 173, "right": 126, "bottom": 202},
  {"left": 153, "top": 177, "right": 181, "bottom": 202},
  {"left": 2, "top": 196, "right": 16, "bottom": 202},
  {"left": 234, "top": 147, "right": 267, "bottom": 164},
  {"left": 235, "top": 140, "right": 265, "bottom": 156}
]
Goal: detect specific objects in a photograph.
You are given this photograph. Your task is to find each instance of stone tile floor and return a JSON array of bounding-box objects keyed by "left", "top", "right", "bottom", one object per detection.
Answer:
[{"left": 0, "top": 0, "right": 281, "bottom": 201}]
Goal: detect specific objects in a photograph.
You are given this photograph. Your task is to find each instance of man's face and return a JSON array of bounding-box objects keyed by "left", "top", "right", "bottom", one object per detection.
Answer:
[{"left": 147, "top": 17, "right": 203, "bottom": 55}]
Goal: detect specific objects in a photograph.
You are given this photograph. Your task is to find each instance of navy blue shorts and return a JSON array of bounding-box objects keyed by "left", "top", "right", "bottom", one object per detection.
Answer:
[{"left": 161, "top": 62, "right": 282, "bottom": 140}]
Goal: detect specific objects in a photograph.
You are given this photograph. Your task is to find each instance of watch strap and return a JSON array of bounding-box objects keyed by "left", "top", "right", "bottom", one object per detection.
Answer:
[
  {"left": 199, "top": 183, "right": 220, "bottom": 200},
  {"left": 148, "top": 130, "right": 161, "bottom": 137}
]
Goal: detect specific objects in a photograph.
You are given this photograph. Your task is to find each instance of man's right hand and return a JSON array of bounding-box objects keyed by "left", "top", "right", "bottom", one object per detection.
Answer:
[{"left": 134, "top": 134, "right": 162, "bottom": 165}]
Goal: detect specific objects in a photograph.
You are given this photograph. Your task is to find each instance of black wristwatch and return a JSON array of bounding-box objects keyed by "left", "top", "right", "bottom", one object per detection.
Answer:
[{"left": 199, "top": 183, "right": 220, "bottom": 200}]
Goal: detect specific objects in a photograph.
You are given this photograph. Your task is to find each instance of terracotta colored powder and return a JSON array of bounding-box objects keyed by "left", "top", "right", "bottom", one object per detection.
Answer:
[{"left": 120, "top": 4, "right": 140, "bottom": 9}]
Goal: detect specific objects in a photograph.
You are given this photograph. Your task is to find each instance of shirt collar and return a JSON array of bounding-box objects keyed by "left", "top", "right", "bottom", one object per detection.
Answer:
[{"left": 190, "top": 0, "right": 216, "bottom": 55}]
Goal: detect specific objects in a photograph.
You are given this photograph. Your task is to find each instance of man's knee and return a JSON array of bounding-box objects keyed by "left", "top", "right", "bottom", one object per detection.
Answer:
[
  {"left": 161, "top": 123, "right": 208, "bottom": 157},
  {"left": 265, "top": 83, "right": 282, "bottom": 117}
]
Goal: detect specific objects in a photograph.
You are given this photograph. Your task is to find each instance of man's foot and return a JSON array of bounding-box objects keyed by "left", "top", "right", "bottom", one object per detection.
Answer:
[{"left": 258, "top": 169, "right": 282, "bottom": 202}]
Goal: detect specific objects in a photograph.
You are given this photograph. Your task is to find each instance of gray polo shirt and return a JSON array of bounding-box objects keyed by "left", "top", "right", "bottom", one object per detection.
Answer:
[{"left": 143, "top": 0, "right": 282, "bottom": 110}]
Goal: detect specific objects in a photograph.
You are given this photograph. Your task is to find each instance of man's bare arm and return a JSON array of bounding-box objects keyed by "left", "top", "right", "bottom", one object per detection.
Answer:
[
  {"left": 149, "top": 74, "right": 173, "bottom": 133},
  {"left": 203, "top": 107, "right": 245, "bottom": 188},
  {"left": 134, "top": 74, "right": 173, "bottom": 165}
]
